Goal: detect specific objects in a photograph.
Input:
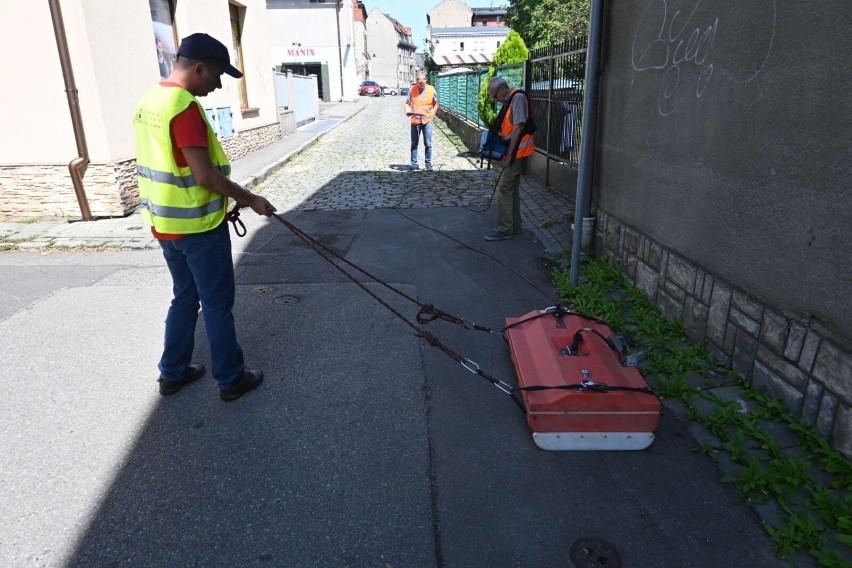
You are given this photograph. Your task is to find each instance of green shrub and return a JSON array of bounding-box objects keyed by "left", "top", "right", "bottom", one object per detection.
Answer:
[{"left": 477, "top": 31, "right": 529, "bottom": 128}]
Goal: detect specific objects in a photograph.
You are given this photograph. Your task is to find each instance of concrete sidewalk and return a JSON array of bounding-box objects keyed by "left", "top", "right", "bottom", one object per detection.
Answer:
[{"left": 0, "top": 101, "right": 575, "bottom": 257}]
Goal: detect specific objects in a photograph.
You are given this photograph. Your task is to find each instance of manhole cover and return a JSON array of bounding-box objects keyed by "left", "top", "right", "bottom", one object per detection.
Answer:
[
  {"left": 273, "top": 295, "right": 300, "bottom": 306},
  {"left": 252, "top": 286, "right": 275, "bottom": 295},
  {"left": 569, "top": 538, "right": 622, "bottom": 567}
]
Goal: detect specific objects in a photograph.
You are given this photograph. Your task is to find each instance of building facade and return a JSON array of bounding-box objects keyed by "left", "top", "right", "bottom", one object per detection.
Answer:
[
  {"left": 266, "top": 0, "right": 360, "bottom": 102},
  {"left": 353, "top": 1, "right": 370, "bottom": 82},
  {"left": 366, "top": 9, "right": 416, "bottom": 90},
  {"left": 426, "top": 0, "right": 509, "bottom": 70},
  {"left": 471, "top": 6, "right": 508, "bottom": 27},
  {"left": 429, "top": 26, "right": 509, "bottom": 67},
  {"left": 0, "top": 0, "right": 279, "bottom": 219},
  {"left": 427, "top": 0, "right": 472, "bottom": 28}
]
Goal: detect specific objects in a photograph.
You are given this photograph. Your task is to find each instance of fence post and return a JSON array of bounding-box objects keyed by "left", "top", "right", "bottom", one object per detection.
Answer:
[
  {"left": 545, "top": 56, "right": 555, "bottom": 187},
  {"left": 310, "top": 75, "right": 320, "bottom": 119},
  {"left": 286, "top": 70, "right": 295, "bottom": 110}
]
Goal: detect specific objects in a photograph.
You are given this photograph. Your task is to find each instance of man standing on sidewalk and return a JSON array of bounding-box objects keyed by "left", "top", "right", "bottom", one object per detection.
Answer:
[
  {"left": 133, "top": 32, "right": 276, "bottom": 402},
  {"left": 405, "top": 72, "right": 438, "bottom": 171},
  {"left": 484, "top": 77, "right": 535, "bottom": 241}
]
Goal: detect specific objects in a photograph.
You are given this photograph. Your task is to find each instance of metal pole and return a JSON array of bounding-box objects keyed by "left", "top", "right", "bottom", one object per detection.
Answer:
[
  {"left": 49, "top": 0, "right": 94, "bottom": 220},
  {"left": 336, "top": 0, "right": 345, "bottom": 101},
  {"left": 569, "top": 0, "right": 604, "bottom": 286}
]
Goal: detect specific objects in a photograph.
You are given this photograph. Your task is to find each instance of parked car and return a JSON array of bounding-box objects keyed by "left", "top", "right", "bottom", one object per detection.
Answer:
[
  {"left": 399, "top": 87, "right": 409, "bottom": 97},
  {"left": 359, "top": 80, "right": 381, "bottom": 96}
]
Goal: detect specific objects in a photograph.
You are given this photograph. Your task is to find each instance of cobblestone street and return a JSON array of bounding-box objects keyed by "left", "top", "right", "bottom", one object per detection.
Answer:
[
  {"left": 260, "top": 97, "right": 503, "bottom": 211},
  {"left": 256, "top": 97, "right": 574, "bottom": 254}
]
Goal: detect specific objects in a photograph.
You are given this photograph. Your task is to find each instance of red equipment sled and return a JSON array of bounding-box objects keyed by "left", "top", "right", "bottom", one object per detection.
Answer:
[{"left": 504, "top": 308, "right": 660, "bottom": 451}]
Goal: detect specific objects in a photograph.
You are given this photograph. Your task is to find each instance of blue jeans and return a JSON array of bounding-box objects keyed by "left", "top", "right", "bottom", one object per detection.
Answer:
[
  {"left": 158, "top": 221, "right": 244, "bottom": 389},
  {"left": 410, "top": 122, "right": 433, "bottom": 167}
]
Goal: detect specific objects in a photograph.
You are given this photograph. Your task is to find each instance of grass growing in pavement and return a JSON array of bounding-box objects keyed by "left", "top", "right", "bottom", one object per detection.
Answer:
[{"left": 553, "top": 254, "right": 852, "bottom": 567}]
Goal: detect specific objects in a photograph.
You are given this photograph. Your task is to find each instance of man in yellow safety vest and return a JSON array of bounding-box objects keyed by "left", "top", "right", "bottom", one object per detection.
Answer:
[{"left": 133, "top": 33, "right": 276, "bottom": 402}]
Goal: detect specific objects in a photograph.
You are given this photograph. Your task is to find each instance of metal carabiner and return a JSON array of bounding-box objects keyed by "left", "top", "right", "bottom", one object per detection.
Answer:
[
  {"left": 227, "top": 207, "right": 247, "bottom": 237},
  {"left": 462, "top": 318, "right": 502, "bottom": 334},
  {"left": 460, "top": 358, "right": 480, "bottom": 374}
]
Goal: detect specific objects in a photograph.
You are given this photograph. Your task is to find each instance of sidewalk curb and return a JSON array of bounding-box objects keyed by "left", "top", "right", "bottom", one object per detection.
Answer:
[{"left": 238, "top": 104, "right": 368, "bottom": 192}]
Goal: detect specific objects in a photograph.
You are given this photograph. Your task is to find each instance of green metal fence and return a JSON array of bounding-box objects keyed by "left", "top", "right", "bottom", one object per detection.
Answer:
[
  {"left": 434, "top": 70, "right": 489, "bottom": 127},
  {"left": 433, "top": 38, "right": 588, "bottom": 166}
]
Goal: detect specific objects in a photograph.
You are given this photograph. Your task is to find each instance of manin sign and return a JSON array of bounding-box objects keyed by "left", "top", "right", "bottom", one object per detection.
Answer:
[{"left": 287, "top": 47, "right": 316, "bottom": 57}]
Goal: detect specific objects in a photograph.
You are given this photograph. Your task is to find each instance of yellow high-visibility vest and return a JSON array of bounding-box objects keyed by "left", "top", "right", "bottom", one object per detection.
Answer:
[{"left": 133, "top": 85, "right": 228, "bottom": 234}]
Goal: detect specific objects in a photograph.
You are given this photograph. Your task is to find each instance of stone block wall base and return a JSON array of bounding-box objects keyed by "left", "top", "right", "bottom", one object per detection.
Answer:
[
  {"left": 0, "top": 123, "right": 280, "bottom": 220},
  {"left": 594, "top": 207, "right": 852, "bottom": 460},
  {"left": 0, "top": 159, "right": 138, "bottom": 219},
  {"left": 221, "top": 123, "right": 282, "bottom": 162}
]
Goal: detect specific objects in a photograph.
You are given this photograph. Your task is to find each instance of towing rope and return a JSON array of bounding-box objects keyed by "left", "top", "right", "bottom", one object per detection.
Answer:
[{"left": 228, "top": 207, "right": 656, "bottom": 411}]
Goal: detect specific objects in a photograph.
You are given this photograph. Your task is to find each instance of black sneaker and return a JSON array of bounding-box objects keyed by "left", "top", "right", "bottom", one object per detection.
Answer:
[
  {"left": 425, "top": 164, "right": 433, "bottom": 171},
  {"left": 219, "top": 368, "right": 265, "bottom": 402},
  {"left": 158, "top": 363, "right": 205, "bottom": 396}
]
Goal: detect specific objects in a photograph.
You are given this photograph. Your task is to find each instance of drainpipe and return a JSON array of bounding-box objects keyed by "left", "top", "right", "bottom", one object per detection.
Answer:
[
  {"left": 569, "top": 0, "right": 604, "bottom": 286},
  {"left": 48, "top": 0, "right": 94, "bottom": 220},
  {"left": 336, "top": 0, "right": 345, "bottom": 101}
]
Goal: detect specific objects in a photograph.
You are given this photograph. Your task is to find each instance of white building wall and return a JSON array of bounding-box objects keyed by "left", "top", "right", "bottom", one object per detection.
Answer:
[
  {"left": 0, "top": 0, "right": 276, "bottom": 166},
  {"left": 339, "top": 2, "right": 360, "bottom": 100},
  {"left": 0, "top": 0, "right": 279, "bottom": 218},
  {"left": 431, "top": 29, "right": 509, "bottom": 65},
  {"left": 354, "top": 19, "right": 369, "bottom": 81},
  {"left": 267, "top": 0, "right": 359, "bottom": 101}
]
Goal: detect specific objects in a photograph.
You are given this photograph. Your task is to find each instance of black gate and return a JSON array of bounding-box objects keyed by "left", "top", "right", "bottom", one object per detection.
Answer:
[{"left": 527, "top": 38, "right": 587, "bottom": 166}]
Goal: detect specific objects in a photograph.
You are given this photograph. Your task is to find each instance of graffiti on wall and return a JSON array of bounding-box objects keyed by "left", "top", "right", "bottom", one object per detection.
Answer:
[{"left": 631, "top": 0, "right": 776, "bottom": 116}]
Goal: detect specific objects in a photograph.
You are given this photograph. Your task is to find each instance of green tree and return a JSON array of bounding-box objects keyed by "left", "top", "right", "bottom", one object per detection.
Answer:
[
  {"left": 477, "top": 30, "right": 529, "bottom": 128},
  {"left": 506, "top": 0, "right": 590, "bottom": 49}
]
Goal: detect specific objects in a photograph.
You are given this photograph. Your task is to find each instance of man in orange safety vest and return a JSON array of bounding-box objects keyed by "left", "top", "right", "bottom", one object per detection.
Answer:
[
  {"left": 484, "top": 76, "right": 535, "bottom": 241},
  {"left": 404, "top": 72, "right": 439, "bottom": 171}
]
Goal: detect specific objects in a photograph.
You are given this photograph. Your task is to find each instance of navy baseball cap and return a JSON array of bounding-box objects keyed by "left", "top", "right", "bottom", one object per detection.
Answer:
[{"left": 177, "top": 33, "right": 243, "bottom": 78}]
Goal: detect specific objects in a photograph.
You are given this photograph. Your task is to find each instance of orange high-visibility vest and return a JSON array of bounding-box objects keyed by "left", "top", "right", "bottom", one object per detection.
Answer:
[
  {"left": 501, "top": 88, "right": 535, "bottom": 159},
  {"left": 409, "top": 84, "right": 437, "bottom": 125}
]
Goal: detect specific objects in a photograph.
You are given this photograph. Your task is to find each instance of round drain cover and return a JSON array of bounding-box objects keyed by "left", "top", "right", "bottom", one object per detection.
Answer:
[
  {"left": 569, "top": 538, "right": 622, "bottom": 567},
  {"left": 274, "top": 295, "right": 300, "bottom": 305}
]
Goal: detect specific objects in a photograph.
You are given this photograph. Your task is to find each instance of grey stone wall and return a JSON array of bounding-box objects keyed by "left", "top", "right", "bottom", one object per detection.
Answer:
[
  {"left": 595, "top": 208, "right": 852, "bottom": 460},
  {"left": 0, "top": 159, "right": 138, "bottom": 219},
  {"left": 596, "top": 1, "right": 852, "bottom": 348}
]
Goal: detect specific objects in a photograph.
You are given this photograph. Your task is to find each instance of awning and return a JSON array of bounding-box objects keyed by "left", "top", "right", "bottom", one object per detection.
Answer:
[{"left": 439, "top": 53, "right": 493, "bottom": 66}]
